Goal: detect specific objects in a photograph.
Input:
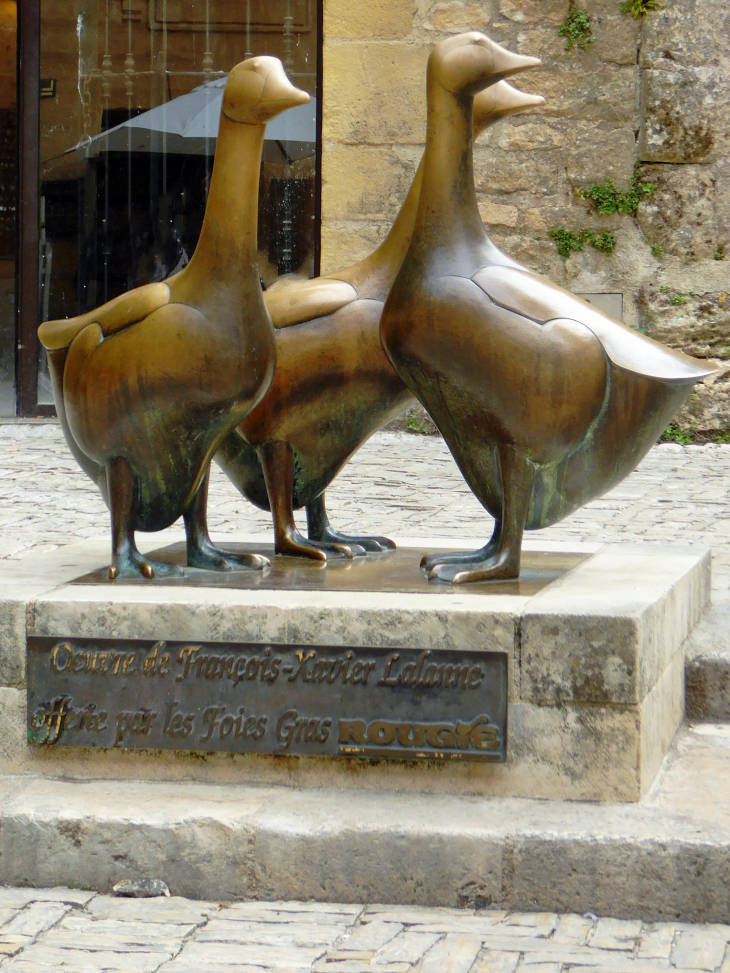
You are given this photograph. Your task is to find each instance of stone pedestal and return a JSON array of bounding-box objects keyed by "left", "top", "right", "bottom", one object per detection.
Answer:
[{"left": 0, "top": 536, "right": 710, "bottom": 802}]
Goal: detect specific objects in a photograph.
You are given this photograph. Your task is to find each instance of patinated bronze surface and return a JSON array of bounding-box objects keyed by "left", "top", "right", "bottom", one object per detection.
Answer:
[
  {"left": 215, "top": 81, "right": 546, "bottom": 561},
  {"left": 71, "top": 543, "right": 588, "bottom": 596},
  {"left": 379, "top": 32, "right": 717, "bottom": 585},
  {"left": 28, "top": 636, "right": 508, "bottom": 761},
  {"left": 38, "top": 58, "right": 309, "bottom": 579}
]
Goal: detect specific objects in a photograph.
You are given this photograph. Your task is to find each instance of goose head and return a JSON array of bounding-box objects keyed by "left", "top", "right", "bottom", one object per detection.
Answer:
[
  {"left": 222, "top": 56, "right": 310, "bottom": 125},
  {"left": 473, "top": 80, "right": 546, "bottom": 136},
  {"left": 429, "top": 32, "right": 541, "bottom": 99}
]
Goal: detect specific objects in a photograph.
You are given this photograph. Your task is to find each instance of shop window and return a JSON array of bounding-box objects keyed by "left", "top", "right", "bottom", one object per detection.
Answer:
[{"left": 31, "top": 0, "right": 319, "bottom": 411}]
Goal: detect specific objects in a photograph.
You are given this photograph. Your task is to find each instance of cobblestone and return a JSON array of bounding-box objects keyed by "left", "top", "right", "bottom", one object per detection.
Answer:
[{"left": 0, "top": 894, "right": 725, "bottom": 971}]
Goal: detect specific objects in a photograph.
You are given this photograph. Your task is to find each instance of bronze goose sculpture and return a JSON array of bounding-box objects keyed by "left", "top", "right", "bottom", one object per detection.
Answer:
[
  {"left": 213, "top": 81, "right": 546, "bottom": 561},
  {"left": 38, "top": 57, "right": 309, "bottom": 579},
  {"left": 379, "top": 32, "right": 716, "bottom": 584}
]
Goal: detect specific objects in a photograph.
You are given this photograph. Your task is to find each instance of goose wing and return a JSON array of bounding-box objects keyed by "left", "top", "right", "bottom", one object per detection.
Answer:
[
  {"left": 472, "top": 265, "right": 716, "bottom": 383},
  {"left": 38, "top": 282, "right": 171, "bottom": 351},
  {"left": 264, "top": 277, "right": 358, "bottom": 329}
]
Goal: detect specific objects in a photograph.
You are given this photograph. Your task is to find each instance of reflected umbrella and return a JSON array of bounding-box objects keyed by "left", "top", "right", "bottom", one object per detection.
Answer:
[{"left": 71, "top": 74, "right": 317, "bottom": 162}]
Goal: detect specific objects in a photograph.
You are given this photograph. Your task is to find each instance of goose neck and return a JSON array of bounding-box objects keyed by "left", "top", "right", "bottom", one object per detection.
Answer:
[
  {"left": 183, "top": 113, "right": 264, "bottom": 291},
  {"left": 416, "top": 85, "right": 485, "bottom": 252}
]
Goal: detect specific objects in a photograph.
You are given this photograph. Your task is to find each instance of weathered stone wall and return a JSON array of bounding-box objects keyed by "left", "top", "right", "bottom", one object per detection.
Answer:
[{"left": 321, "top": 0, "right": 729, "bottom": 437}]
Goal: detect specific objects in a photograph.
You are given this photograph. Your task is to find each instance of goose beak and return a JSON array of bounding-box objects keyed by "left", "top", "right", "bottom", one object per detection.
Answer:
[
  {"left": 473, "top": 82, "right": 545, "bottom": 135},
  {"left": 486, "top": 38, "right": 542, "bottom": 79}
]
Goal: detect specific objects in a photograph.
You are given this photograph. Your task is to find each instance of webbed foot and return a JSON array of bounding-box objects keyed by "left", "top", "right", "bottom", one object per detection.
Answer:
[
  {"left": 421, "top": 547, "right": 492, "bottom": 571},
  {"left": 188, "top": 539, "right": 269, "bottom": 572},
  {"left": 305, "top": 494, "right": 389, "bottom": 555},
  {"left": 276, "top": 526, "right": 359, "bottom": 561},
  {"left": 315, "top": 528, "right": 394, "bottom": 553},
  {"left": 109, "top": 549, "right": 184, "bottom": 580},
  {"left": 428, "top": 549, "right": 519, "bottom": 585}
]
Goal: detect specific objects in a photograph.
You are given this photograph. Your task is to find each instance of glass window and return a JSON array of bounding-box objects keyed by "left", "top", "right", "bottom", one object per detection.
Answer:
[
  {"left": 0, "top": 0, "right": 17, "bottom": 415},
  {"left": 38, "top": 0, "right": 319, "bottom": 406}
]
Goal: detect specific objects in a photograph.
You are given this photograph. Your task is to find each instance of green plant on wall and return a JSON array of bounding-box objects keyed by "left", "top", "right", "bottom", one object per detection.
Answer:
[
  {"left": 548, "top": 226, "right": 616, "bottom": 259},
  {"left": 660, "top": 422, "right": 694, "bottom": 445},
  {"left": 577, "top": 167, "right": 654, "bottom": 217},
  {"left": 558, "top": 2, "right": 594, "bottom": 50},
  {"left": 620, "top": 0, "right": 661, "bottom": 17}
]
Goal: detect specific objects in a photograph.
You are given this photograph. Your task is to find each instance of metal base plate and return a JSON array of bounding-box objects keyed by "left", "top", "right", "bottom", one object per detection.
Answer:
[{"left": 72, "top": 543, "right": 589, "bottom": 596}]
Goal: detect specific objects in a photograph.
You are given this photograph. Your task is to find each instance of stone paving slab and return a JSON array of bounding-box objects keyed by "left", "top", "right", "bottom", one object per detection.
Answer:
[{"left": 0, "top": 890, "right": 727, "bottom": 971}]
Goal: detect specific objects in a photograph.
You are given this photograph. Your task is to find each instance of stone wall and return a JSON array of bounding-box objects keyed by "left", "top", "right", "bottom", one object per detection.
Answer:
[{"left": 321, "top": 0, "right": 730, "bottom": 437}]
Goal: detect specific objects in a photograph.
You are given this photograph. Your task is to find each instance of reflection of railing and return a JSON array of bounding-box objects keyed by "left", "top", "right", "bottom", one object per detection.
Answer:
[{"left": 0, "top": 108, "right": 17, "bottom": 260}]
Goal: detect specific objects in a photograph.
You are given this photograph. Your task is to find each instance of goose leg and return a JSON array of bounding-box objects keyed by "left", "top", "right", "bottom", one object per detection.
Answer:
[
  {"left": 184, "top": 467, "right": 269, "bottom": 571},
  {"left": 259, "top": 440, "right": 356, "bottom": 560},
  {"left": 107, "top": 457, "right": 181, "bottom": 579},
  {"left": 306, "top": 493, "right": 390, "bottom": 554},
  {"left": 428, "top": 445, "right": 532, "bottom": 584}
]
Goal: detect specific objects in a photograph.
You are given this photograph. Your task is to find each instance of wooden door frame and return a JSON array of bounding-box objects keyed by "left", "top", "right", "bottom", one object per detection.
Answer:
[{"left": 17, "top": 0, "right": 52, "bottom": 416}]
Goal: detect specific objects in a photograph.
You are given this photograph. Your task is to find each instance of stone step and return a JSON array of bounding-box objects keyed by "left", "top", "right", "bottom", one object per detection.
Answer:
[
  {"left": 1, "top": 722, "right": 730, "bottom": 926},
  {"left": 685, "top": 596, "right": 730, "bottom": 721}
]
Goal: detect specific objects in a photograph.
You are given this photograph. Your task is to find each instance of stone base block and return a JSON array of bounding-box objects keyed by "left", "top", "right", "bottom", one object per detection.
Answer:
[
  {"left": 0, "top": 536, "right": 710, "bottom": 803},
  {"left": 1, "top": 722, "right": 730, "bottom": 922}
]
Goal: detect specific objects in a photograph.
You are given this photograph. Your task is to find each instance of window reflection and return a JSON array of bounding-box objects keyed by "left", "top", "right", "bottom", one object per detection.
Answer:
[{"left": 39, "top": 0, "right": 318, "bottom": 404}]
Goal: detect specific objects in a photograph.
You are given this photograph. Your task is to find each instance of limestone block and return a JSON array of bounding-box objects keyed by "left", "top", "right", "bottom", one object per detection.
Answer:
[
  {"left": 640, "top": 67, "right": 728, "bottom": 164},
  {"left": 0, "top": 778, "right": 261, "bottom": 900},
  {"left": 252, "top": 788, "right": 504, "bottom": 906},
  {"left": 515, "top": 69, "right": 637, "bottom": 124},
  {"left": 497, "top": 121, "right": 567, "bottom": 153},
  {"left": 639, "top": 649, "right": 684, "bottom": 796},
  {"left": 637, "top": 286, "right": 730, "bottom": 358},
  {"left": 423, "top": 3, "right": 491, "bottom": 33},
  {"left": 477, "top": 199, "right": 519, "bottom": 228},
  {"left": 565, "top": 125, "right": 636, "bottom": 190},
  {"left": 498, "top": 0, "right": 564, "bottom": 24},
  {"left": 520, "top": 547, "right": 708, "bottom": 706},
  {"left": 488, "top": 234, "right": 567, "bottom": 282},
  {"left": 325, "top": 0, "right": 415, "bottom": 40},
  {"left": 510, "top": 824, "right": 730, "bottom": 924},
  {"left": 320, "top": 222, "right": 385, "bottom": 275},
  {"left": 590, "top": 8, "right": 640, "bottom": 66},
  {"left": 0, "top": 689, "right": 25, "bottom": 773},
  {"left": 322, "top": 145, "right": 419, "bottom": 222},
  {"left": 0, "top": 594, "right": 27, "bottom": 688},
  {"left": 641, "top": 0, "right": 730, "bottom": 69},
  {"left": 636, "top": 164, "right": 723, "bottom": 261},
  {"left": 473, "top": 147, "right": 566, "bottom": 196},
  {"left": 503, "top": 25, "right": 570, "bottom": 61},
  {"left": 323, "top": 43, "right": 429, "bottom": 144},
  {"left": 505, "top": 701, "right": 642, "bottom": 802},
  {"left": 520, "top": 614, "right": 639, "bottom": 706}
]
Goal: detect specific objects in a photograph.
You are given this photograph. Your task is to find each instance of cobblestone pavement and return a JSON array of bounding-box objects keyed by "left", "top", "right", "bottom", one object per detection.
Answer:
[
  {"left": 1, "top": 421, "right": 729, "bottom": 588},
  {"left": 1, "top": 889, "right": 730, "bottom": 973},
  {"left": 2, "top": 421, "right": 730, "bottom": 968}
]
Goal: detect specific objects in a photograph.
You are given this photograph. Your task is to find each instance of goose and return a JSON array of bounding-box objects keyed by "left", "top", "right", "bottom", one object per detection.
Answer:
[
  {"left": 38, "top": 57, "right": 309, "bottom": 579},
  {"left": 213, "top": 82, "right": 546, "bottom": 561},
  {"left": 379, "top": 32, "right": 716, "bottom": 584}
]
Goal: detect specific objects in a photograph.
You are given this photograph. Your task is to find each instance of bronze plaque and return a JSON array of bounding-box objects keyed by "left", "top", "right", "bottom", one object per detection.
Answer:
[
  {"left": 27, "top": 638, "right": 507, "bottom": 762},
  {"left": 71, "top": 544, "right": 588, "bottom": 597}
]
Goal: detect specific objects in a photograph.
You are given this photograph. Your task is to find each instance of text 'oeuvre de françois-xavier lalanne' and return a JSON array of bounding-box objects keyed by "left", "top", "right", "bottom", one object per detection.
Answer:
[{"left": 28, "top": 639, "right": 505, "bottom": 761}]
